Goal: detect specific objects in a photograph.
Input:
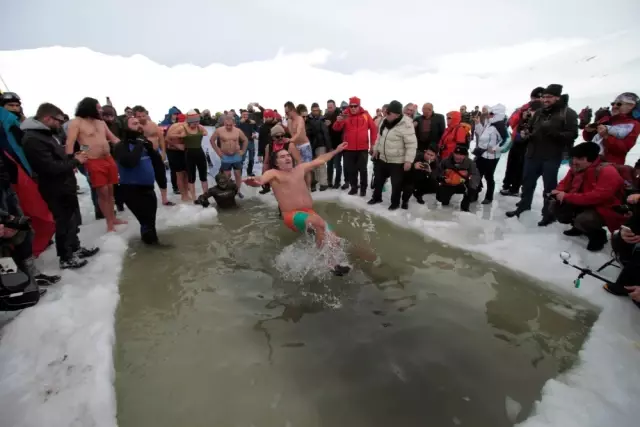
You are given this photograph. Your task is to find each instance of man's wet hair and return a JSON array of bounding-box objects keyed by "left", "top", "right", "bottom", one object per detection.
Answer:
[
  {"left": 35, "top": 103, "right": 64, "bottom": 121},
  {"left": 284, "top": 101, "right": 295, "bottom": 111},
  {"left": 132, "top": 105, "right": 147, "bottom": 114},
  {"left": 75, "top": 97, "right": 101, "bottom": 120},
  {"left": 273, "top": 148, "right": 290, "bottom": 169}
]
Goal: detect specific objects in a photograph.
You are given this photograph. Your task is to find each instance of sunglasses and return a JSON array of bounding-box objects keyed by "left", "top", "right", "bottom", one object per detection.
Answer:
[
  {"left": 611, "top": 102, "right": 623, "bottom": 107},
  {"left": 349, "top": 105, "right": 358, "bottom": 108},
  {"left": 273, "top": 134, "right": 284, "bottom": 140},
  {"left": 51, "top": 116, "right": 65, "bottom": 124}
]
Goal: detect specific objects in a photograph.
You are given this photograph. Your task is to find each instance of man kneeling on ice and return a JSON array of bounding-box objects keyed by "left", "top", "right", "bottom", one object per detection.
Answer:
[
  {"left": 195, "top": 172, "right": 239, "bottom": 209},
  {"left": 244, "top": 141, "right": 351, "bottom": 275}
]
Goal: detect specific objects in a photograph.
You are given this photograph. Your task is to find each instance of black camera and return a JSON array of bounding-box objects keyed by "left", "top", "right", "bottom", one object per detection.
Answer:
[
  {"left": 612, "top": 204, "right": 634, "bottom": 215},
  {"left": 0, "top": 214, "right": 32, "bottom": 231},
  {"left": 546, "top": 192, "right": 557, "bottom": 201}
]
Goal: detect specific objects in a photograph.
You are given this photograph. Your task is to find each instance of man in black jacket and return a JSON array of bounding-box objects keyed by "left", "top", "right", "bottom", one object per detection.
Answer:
[
  {"left": 21, "top": 103, "right": 99, "bottom": 269},
  {"left": 506, "top": 84, "right": 579, "bottom": 226},
  {"left": 257, "top": 109, "right": 279, "bottom": 194},
  {"left": 413, "top": 103, "right": 446, "bottom": 151},
  {"left": 303, "top": 103, "right": 332, "bottom": 191},
  {"left": 325, "top": 99, "right": 345, "bottom": 188}
]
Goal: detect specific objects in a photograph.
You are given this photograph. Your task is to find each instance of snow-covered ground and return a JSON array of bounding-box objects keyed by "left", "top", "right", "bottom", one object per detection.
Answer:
[{"left": 0, "top": 134, "right": 638, "bottom": 427}]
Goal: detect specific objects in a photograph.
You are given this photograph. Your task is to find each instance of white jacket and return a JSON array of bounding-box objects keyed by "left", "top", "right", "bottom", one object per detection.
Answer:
[
  {"left": 476, "top": 104, "right": 506, "bottom": 160},
  {"left": 373, "top": 115, "right": 417, "bottom": 164}
]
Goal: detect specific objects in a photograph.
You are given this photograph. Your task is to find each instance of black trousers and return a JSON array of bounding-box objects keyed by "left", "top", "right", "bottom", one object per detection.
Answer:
[
  {"left": 372, "top": 161, "right": 411, "bottom": 205},
  {"left": 408, "top": 170, "right": 438, "bottom": 196},
  {"left": 552, "top": 203, "right": 605, "bottom": 234},
  {"left": 607, "top": 232, "right": 640, "bottom": 304},
  {"left": 47, "top": 194, "right": 81, "bottom": 261},
  {"left": 185, "top": 148, "right": 208, "bottom": 183},
  {"left": 119, "top": 184, "right": 158, "bottom": 244},
  {"left": 502, "top": 142, "right": 527, "bottom": 193},
  {"left": 475, "top": 157, "right": 500, "bottom": 201},
  {"left": 437, "top": 184, "right": 473, "bottom": 211},
  {"left": 149, "top": 149, "right": 168, "bottom": 190},
  {"left": 343, "top": 150, "right": 368, "bottom": 189}
]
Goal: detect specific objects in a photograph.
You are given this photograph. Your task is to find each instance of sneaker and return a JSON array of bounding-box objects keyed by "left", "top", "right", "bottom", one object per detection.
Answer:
[
  {"left": 348, "top": 188, "right": 358, "bottom": 196},
  {"left": 319, "top": 185, "right": 329, "bottom": 192},
  {"left": 367, "top": 198, "right": 382, "bottom": 205},
  {"left": 563, "top": 227, "right": 583, "bottom": 237},
  {"left": 506, "top": 208, "right": 527, "bottom": 218},
  {"left": 341, "top": 183, "right": 350, "bottom": 190},
  {"left": 60, "top": 257, "right": 88, "bottom": 270},
  {"left": 332, "top": 182, "right": 340, "bottom": 189},
  {"left": 75, "top": 247, "right": 100, "bottom": 259},
  {"left": 537, "top": 217, "right": 556, "bottom": 227},
  {"left": 35, "top": 273, "right": 61, "bottom": 284}
]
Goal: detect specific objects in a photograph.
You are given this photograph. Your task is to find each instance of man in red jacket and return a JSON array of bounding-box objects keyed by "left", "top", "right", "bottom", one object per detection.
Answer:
[
  {"left": 582, "top": 92, "right": 640, "bottom": 165},
  {"left": 550, "top": 142, "right": 626, "bottom": 251},
  {"left": 332, "top": 96, "right": 377, "bottom": 196}
]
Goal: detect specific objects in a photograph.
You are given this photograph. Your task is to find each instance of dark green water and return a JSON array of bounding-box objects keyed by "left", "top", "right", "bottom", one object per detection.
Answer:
[{"left": 114, "top": 201, "right": 596, "bottom": 427}]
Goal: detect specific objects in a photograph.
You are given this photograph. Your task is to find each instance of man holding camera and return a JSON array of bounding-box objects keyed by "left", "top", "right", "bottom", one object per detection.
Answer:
[{"left": 550, "top": 142, "right": 626, "bottom": 252}]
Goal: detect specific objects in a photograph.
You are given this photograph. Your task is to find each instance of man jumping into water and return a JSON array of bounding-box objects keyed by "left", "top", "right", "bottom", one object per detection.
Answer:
[{"left": 244, "top": 141, "right": 351, "bottom": 275}]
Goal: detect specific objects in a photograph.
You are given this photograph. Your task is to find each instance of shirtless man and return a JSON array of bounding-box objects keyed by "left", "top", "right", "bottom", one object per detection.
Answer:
[
  {"left": 165, "top": 114, "right": 190, "bottom": 201},
  {"left": 66, "top": 97, "right": 127, "bottom": 232},
  {"left": 284, "top": 101, "right": 313, "bottom": 189},
  {"left": 210, "top": 115, "right": 248, "bottom": 197},
  {"left": 244, "top": 142, "right": 351, "bottom": 275},
  {"left": 132, "top": 105, "right": 174, "bottom": 206}
]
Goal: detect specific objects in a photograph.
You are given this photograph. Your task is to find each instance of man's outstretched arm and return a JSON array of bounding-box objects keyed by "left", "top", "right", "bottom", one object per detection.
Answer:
[
  {"left": 300, "top": 142, "right": 348, "bottom": 173},
  {"left": 243, "top": 169, "right": 277, "bottom": 187}
]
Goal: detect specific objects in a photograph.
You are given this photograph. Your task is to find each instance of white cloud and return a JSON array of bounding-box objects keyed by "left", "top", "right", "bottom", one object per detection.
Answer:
[{"left": 0, "top": 30, "right": 637, "bottom": 122}]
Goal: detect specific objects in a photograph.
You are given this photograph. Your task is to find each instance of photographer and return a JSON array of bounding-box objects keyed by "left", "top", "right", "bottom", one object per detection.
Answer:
[
  {"left": 407, "top": 146, "right": 441, "bottom": 204},
  {"left": 603, "top": 192, "right": 640, "bottom": 309},
  {"left": 435, "top": 145, "right": 480, "bottom": 212},
  {"left": 550, "top": 142, "right": 626, "bottom": 252}
]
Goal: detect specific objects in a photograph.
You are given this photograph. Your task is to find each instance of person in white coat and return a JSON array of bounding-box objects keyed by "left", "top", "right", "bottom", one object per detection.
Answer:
[{"left": 474, "top": 104, "right": 509, "bottom": 204}]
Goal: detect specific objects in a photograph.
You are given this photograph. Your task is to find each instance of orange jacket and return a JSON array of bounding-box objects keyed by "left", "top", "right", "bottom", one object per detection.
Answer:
[{"left": 438, "top": 111, "right": 468, "bottom": 159}]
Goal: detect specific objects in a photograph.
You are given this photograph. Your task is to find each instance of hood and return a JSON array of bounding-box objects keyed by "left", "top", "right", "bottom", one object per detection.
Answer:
[
  {"left": 349, "top": 96, "right": 361, "bottom": 107},
  {"left": 489, "top": 104, "right": 506, "bottom": 124},
  {"left": 340, "top": 101, "right": 348, "bottom": 109},
  {"left": 446, "top": 111, "right": 461, "bottom": 127},
  {"left": 159, "top": 106, "right": 182, "bottom": 125},
  {"left": 20, "top": 117, "right": 51, "bottom": 132}
]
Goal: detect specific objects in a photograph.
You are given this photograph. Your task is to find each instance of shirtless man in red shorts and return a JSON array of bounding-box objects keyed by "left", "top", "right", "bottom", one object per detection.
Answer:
[
  {"left": 244, "top": 142, "right": 351, "bottom": 275},
  {"left": 66, "top": 97, "right": 127, "bottom": 232}
]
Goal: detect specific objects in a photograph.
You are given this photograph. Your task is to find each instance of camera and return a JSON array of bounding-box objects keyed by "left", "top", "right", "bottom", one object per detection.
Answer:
[
  {"left": 0, "top": 214, "right": 32, "bottom": 231},
  {"left": 612, "top": 204, "right": 634, "bottom": 216},
  {"left": 546, "top": 192, "right": 557, "bottom": 201}
]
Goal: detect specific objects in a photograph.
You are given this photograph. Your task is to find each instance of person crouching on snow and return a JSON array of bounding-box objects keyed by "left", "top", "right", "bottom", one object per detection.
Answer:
[
  {"left": 409, "top": 146, "right": 441, "bottom": 204},
  {"left": 195, "top": 172, "right": 239, "bottom": 209},
  {"left": 435, "top": 145, "right": 480, "bottom": 212},
  {"left": 549, "top": 142, "right": 627, "bottom": 252},
  {"left": 113, "top": 117, "right": 159, "bottom": 245}
]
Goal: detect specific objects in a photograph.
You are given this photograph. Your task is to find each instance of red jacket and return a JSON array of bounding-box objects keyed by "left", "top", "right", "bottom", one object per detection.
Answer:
[
  {"left": 438, "top": 111, "right": 468, "bottom": 159},
  {"left": 509, "top": 103, "right": 529, "bottom": 132},
  {"left": 332, "top": 106, "right": 377, "bottom": 151},
  {"left": 557, "top": 158, "right": 626, "bottom": 232},
  {"left": 582, "top": 114, "right": 640, "bottom": 165}
]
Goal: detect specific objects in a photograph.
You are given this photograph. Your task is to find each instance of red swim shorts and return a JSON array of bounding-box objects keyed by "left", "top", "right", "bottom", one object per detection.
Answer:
[{"left": 86, "top": 156, "right": 119, "bottom": 188}]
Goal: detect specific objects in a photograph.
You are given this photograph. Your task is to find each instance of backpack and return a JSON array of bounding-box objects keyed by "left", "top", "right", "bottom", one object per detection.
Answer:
[{"left": 592, "top": 162, "right": 634, "bottom": 203}]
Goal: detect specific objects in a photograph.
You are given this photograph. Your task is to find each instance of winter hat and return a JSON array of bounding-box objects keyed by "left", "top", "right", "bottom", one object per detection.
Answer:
[
  {"left": 340, "top": 101, "right": 348, "bottom": 109},
  {"left": 186, "top": 109, "right": 200, "bottom": 124},
  {"left": 263, "top": 109, "right": 276, "bottom": 119},
  {"left": 0, "top": 91, "right": 21, "bottom": 106},
  {"left": 569, "top": 142, "right": 600, "bottom": 162},
  {"left": 387, "top": 100, "right": 403, "bottom": 115},
  {"left": 489, "top": 104, "right": 506, "bottom": 123},
  {"left": 177, "top": 113, "right": 186, "bottom": 123},
  {"left": 270, "top": 124, "right": 285, "bottom": 136},
  {"left": 349, "top": 96, "right": 361, "bottom": 106},
  {"left": 454, "top": 145, "right": 469, "bottom": 156},
  {"left": 614, "top": 92, "right": 639, "bottom": 106},
  {"left": 530, "top": 86, "right": 545, "bottom": 99},
  {"left": 543, "top": 84, "right": 563, "bottom": 97}
]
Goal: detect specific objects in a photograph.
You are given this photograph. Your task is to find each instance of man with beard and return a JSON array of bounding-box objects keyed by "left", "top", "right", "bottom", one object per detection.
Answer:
[
  {"left": 113, "top": 117, "right": 160, "bottom": 245},
  {"left": 66, "top": 97, "right": 127, "bottom": 232},
  {"left": 132, "top": 105, "right": 175, "bottom": 206},
  {"left": 257, "top": 109, "right": 278, "bottom": 194},
  {"left": 22, "top": 103, "right": 100, "bottom": 268},
  {"left": 210, "top": 114, "right": 248, "bottom": 197},
  {"left": 0, "top": 92, "right": 25, "bottom": 122}
]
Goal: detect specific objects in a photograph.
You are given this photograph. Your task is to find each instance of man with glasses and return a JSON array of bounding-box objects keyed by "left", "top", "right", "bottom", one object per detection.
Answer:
[
  {"left": 506, "top": 84, "right": 579, "bottom": 226},
  {"left": 332, "top": 96, "right": 378, "bottom": 197},
  {"left": 22, "top": 103, "right": 99, "bottom": 269}
]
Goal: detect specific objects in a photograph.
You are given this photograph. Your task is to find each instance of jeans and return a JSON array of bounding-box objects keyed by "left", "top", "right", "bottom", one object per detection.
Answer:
[
  {"left": 327, "top": 151, "right": 343, "bottom": 185},
  {"left": 519, "top": 157, "right": 562, "bottom": 215},
  {"left": 313, "top": 147, "right": 328, "bottom": 186},
  {"left": 242, "top": 141, "right": 256, "bottom": 175}
]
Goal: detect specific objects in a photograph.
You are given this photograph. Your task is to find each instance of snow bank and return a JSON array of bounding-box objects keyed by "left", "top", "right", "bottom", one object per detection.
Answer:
[{"left": 0, "top": 176, "right": 218, "bottom": 427}]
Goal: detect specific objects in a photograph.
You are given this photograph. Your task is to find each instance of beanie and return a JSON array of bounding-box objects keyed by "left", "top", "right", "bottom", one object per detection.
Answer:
[
  {"left": 454, "top": 145, "right": 469, "bottom": 156},
  {"left": 569, "top": 142, "right": 601, "bottom": 162},
  {"left": 349, "top": 96, "right": 361, "bottom": 106},
  {"left": 270, "top": 124, "right": 285, "bottom": 136},
  {"left": 263, "top": 109, "right": 276, "bottom": 119},
  {"left": 387, "top": 100, "right": 403, "bottom": 115},
  {"left": 543, "top": 84, "right": 563, "bottom": 97},
  {"left": 186, "top": 109, "right": 200, "bottom": 124},
  {"left": 530, "top": 87, "right": 545, "bottom": 99}
]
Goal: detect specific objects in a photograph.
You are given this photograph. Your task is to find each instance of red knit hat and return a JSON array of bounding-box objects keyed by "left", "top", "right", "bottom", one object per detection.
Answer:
[
  {"left": 177, "top": 113, "right": 186, "bottom": 123},
  {"left": 349, "top": 96, "right": 361, "bottom": 106},
  {"left": 263, "top": 109, "right": 276, "bottom": 119}
]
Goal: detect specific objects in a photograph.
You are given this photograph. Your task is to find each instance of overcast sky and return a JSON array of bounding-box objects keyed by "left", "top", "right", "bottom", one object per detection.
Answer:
[{"left": 3, "top": 0, "right": 640, "bottom": 74}]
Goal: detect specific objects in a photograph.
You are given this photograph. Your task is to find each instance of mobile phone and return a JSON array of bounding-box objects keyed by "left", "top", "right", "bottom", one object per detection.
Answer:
[{"left": 80, "top": 145, "right": 90, "bottom": 152}]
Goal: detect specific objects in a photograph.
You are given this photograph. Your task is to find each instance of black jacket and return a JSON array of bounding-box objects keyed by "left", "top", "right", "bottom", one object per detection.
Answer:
[
  {"left": 306, "top": 116, "right": 332, "bottom": 150},
  {"left": 525, "top": 96, "right": 578, "bottom": 160},
  {"left": 325, "top": 109, "right": 343, "bottom": 149},
  {"left": 413, "top": 113, "right": 446, "bottom": 151},
  {"left": 258, "top": 121, "right": 277, "bottom": 157},
  {"left": 21, "top": 118, "right": 80, "bottom": 200}
]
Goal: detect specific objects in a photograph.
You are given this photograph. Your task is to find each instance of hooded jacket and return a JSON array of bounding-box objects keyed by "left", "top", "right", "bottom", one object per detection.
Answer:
[
  {"left": 373, "top": 115, "right": 417, "bottom": 164},
  {"left": 439, "top": 155, "right": 481, "bottom": 190},
  {"left": 525, "top": 95, "right": 578, "bottom": 160},
  {"left": 438, "top": 111, "right": 469, "bottom": 159},
  {"left": 21, "top": 118, "right": 81, "bottom": 199},
  {"left": 332, "top": 97, "right": 377, "bottom": 151},
  {"left": 159, "top": 106, "right": 182, "bottom": 126},
  {"left": 556, "top": 158, "right": 626, "bottom": 232},
  {"left": 475, "top": 104, "right": 508, "bottom": 160},
  {"left": 582, "top": 113, "right": 639, "bottom": 165}
]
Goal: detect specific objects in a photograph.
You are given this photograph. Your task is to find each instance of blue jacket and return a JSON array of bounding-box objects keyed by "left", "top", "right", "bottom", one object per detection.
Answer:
[
  {"left": 114, "top": 137, "right": 155, "bottom": 186},
  {"left": 0, "top": 107, "right": 32, "bottom": 176}
]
